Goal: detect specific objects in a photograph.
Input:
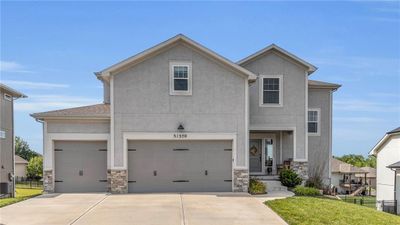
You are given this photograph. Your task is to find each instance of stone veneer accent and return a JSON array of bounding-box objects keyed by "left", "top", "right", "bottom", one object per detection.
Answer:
[
  {"left": 290, "top": 161, "right": 309, "bottom": 181},
  {"left": 43, "top": 170, "right": 54, "bottom": 193},
  {"left": 233, "top": 169, "right": 249, "bottom": 192},
  {"left": 107, "top": 169, "right": 128, "bottom": 194}
]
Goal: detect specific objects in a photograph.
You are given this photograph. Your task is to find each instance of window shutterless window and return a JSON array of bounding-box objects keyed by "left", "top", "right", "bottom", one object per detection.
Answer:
[
  {"left": 169, "top": 62, "right": 192, "bottom": 95},
  {"left": 308, "top": 109, "right": 320, "bottom": 135},
  {"left": 259, "top": 75, "right": 283, "bottom": 106}
]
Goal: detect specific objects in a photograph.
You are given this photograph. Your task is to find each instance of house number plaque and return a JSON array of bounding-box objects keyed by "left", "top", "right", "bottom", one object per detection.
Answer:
[{"left": 173, "top": 133, "right": 187, "bottom": 139}]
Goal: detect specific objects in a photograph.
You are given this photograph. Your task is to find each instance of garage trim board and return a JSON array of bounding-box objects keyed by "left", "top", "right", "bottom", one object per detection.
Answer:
[{"left": 123, "top": 132, "right": 237, "bottom": 192}]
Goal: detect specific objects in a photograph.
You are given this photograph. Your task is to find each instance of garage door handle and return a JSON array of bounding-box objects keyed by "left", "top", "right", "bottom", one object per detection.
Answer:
[
  {"left": 55, "top": 180, "right": 63, "bottom": 183},
  {"left": 99, "top": 180, "right": 107, "bottom": 182},
  {"left": 224, "top": 180, "right": 232, "bottom": 182},
  {"left": 205, "top": 170, "right": 208, "bottom": 176},
  {"left": 153, "top": 170, "right": 157, "bottom": 176},
  {"left": 173, "top": 180, "right": 189, "bottom": 182}
]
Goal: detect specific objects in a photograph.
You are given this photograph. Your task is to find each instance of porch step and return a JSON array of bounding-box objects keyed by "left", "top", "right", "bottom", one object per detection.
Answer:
[
  {"left": 260, "top": 180, "right": 288, "bottom": 192},
  {"left": 251, "top": 175, "right": 280, "bottom": 181}
]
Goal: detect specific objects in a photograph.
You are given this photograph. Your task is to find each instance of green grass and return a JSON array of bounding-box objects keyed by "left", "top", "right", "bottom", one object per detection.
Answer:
[
  {"left": 0, "top": 188, "right": 42, "bottom": 208},
  {"left": 266, "top": 196, "right": 400, "bottom": 225}
]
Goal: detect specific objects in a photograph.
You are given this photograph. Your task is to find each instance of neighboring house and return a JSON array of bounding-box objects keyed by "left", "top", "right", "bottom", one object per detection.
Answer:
[
  {"left": 331, "top": 157, "right": 368, "bottom": 195},
  {"left": 355, "top": 167, "right": 376, "bottom": 190},
  {"left": 14, "top": 155, "right": 28, "bottom": 178},
  {"left": 370, "top": 127, "right": 400, "bottom": 214},
  {"left": 31, "top": 34, "right": 340, "bottom": 194},
  {"left": 0, "top": 84, "right": 26, "bottom": 197}
]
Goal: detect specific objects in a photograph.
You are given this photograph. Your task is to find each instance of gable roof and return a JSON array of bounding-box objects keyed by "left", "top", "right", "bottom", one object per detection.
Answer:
[
  {"left": 308, "top": 80, "right": 341, "bottom": 90},
  {"left": 0, "top": 83, "right": 27, "bottom": 98},
  {"left": 95, "top": 34, "right": 257, "bottom": 81},
  {"left": 387, "top": 161, "right": 400, "bottom": 169},
  {"left": 369, "top": 126, "right": 400, "bottom": 156},
  {"left": 355, "top": 167, "right": 376, "bottom": 178},
  {"left": 15, "top": 155, "right": 28, "bottom": 164},
  {"left": 31, "top": 104, "right": 110, "bottom": 120},
  {"left": 331, "top": 158, "right": 367, "bottom": 174},
  {"left": 237, "top": 44, "right": 317, "bottom": 74}
]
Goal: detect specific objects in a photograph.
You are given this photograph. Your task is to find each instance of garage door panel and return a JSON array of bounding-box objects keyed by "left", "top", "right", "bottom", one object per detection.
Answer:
[
  {"left": 54, "top": 141, "right": 107, "bottom": 193},
  {"left": 128, "top": 140, "right": 232, "bottom": 193}
]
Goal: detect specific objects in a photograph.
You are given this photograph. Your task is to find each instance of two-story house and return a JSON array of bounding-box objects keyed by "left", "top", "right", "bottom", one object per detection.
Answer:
[
  {"left": 0, "top": 83, "right": 26, "bottom": 197},
  {"left": 32, "top": 35, "right": 340, "bottom": 193}
]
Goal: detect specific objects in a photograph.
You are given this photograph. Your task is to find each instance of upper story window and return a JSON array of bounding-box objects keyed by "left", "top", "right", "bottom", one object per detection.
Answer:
[
  {"left": 259, "top": 75, "right": 283, "bottom": 107},
  {"left": 308, "top": 108, "right": 320, "bottom": 136},
  {"left": 169, "top": 61, "right": 192, "bottom": 96}
]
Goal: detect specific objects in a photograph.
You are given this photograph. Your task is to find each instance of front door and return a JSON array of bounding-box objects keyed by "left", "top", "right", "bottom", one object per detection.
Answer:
[{"left": 249, "top": 139, "right": 263, "bottom": 174}]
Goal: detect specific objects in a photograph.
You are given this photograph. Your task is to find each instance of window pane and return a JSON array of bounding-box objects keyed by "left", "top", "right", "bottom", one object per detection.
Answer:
[
  {"left": 308, "top": 122, "right": 318, "bottom": 133},
  {"left": 263, "top": 91, "right": 279, "bottom": 104},
  {"left": 308, "top": 111, "right": 318, "bottom": 122},
  {"left": 263, "top": 78, "right": 279, "bottom": 91},
  {"left": 174, "top": 79, "right": 188, "bottom": 91},
  {"left": 174, "top": 66, "right": 188, "bottom": 78}
]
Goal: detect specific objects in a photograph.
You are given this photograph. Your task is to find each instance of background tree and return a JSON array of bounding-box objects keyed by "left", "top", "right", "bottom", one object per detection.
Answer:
[
  {"left": 335, "top": 154, "right": 376, "bottom": 168},
  {"left": 26, "top": 156, "right": 43, "bottom": 180},
  {"left": 15, "top": 136, "right": 39, "bottom": 161}
]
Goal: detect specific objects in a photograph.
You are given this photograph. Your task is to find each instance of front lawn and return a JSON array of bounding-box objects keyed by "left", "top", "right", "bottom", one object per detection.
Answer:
[
  {"left": 340, "top": 195, "right": 376, "bottom": 209},
  {"left": 0, "top": 188, "right": 42, "bottom": 208},
  {"left": 266, "top": 196, "right": 400, "bottom": 225}
]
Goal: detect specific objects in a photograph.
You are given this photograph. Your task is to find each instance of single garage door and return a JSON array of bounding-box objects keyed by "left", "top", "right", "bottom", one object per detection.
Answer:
[
  {"left": 128, "top": 140, "right": 232, "bottom": 193},
  {"left": 54, "top": 141, "right": 107, "bottom": 193}
]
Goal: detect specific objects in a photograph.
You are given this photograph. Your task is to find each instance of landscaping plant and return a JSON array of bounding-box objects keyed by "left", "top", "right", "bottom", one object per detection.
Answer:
[
  {"left": 293, "top": 186, "right": 322, "bottom": 196},
  {"left": 279, "top": 169, "right": 302, "bottom": 188},
  {"left": 249, "top": 178, "right": 266, "bottom": 194}
]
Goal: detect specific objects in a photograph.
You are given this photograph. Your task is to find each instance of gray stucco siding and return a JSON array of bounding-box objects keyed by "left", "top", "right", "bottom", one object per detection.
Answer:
[
  {"left": 243, "top": 51, "right": 307, "bottom": 160},
  {"left": 0, "top": 89, "right": 14, "bottom": 193},
  {"left": 113, "top": 43, "right": 247, "bottom": 168},
  {"left": 47, "top": 120, "right": 110, "bottom": 133},
  {"left": 308, "top": 88, "right": 332, "bottom": 184}
]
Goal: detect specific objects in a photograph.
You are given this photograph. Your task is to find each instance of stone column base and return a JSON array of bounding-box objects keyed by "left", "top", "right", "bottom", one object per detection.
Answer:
[
  {"left": 43, "top": 170, "right": 54, "bottom": 193},
  {"left": 233, "top": 169, "right": 249, "bottom": 192},
  {"left": 107, "top": 169, "right": 128, "bottom": 194},
  {"left": 290, "top": 161, "right": 309, "bottom": 181}
]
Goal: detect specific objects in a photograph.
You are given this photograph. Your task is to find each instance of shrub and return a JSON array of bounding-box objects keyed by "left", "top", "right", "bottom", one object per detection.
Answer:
[
  {"left": 305, "top": 176, "right": 323, "bottom": 189},
  {"left": 279, "top": 169, "right": 302, "bottom": 188},
  {"left": 293, "top": 186, "right": 322, "bottom": 196},
  {"left": 249, "top": 178, "right": 266, "bottom": 194},
  {"left": 27, "top": 156, "right": 43, "bottom": 180}
]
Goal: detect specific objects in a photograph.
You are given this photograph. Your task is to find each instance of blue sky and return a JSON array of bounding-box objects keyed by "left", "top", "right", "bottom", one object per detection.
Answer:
[{"left": 1, "top": 1, "right": 399, "bottom": 157}]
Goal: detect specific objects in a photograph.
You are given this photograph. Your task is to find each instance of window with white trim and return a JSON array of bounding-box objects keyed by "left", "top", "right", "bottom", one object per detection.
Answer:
[
  {"left": 169, "top": 62, "right": 192, "bottom": 95},
  {"left": 0, "top": 130, "right": 5, "bottom": 139},
  {"left": 308, "top": 109, "right": 320, "bottom": 135},
  {"left": 259, "top": 75, "right": 282, "bottom": 106}
]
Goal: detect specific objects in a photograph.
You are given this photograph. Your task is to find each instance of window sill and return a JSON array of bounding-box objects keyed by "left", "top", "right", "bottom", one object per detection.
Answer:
[
  {"left": 169, "top": 91, "right": 192, "bottom": 96},
  {"left": 308, "top": 133, "right": 321, "bottom": 137},
  {"left": 259, "top": 103, "right": 283, "bottom": 108}
]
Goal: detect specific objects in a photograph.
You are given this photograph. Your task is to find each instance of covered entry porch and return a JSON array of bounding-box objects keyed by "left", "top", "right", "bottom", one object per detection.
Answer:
[{"left": 249, "top": 130, "right": 295, "bottom": 176}]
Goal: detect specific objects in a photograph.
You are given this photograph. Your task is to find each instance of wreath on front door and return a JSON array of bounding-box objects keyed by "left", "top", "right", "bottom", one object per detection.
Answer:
[{"left": 250, "top": 145, "right": 259, "bottom": 156}]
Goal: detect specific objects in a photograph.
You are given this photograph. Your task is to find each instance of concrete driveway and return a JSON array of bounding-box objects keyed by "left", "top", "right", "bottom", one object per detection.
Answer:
[{"left": 0, "top": 193, "right": 287, "bottom": 225}]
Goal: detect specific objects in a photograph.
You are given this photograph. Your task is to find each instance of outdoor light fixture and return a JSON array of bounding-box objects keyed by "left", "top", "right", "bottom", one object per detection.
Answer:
[{"left": 177, "top": 124, "right": 184, "bottom": 132}]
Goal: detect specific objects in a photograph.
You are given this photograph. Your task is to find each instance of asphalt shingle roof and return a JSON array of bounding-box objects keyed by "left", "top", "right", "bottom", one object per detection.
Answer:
[{"left": 31, "top": 104, "right": 110, "bottom": 119}]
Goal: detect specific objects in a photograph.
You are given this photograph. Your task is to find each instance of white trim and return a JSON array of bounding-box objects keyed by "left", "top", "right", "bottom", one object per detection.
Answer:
[
  {"left": 305, "top": 71, "right": 308, "bottom": 161},
  {"left": 329, "top": 90, "right": 333, "bottom": 180},
  {"left": 244, "top": 79, "right": 249, "bottom": 169},
  {"left": 280, "top": 131, "right": 283, "bottom": 164},
  {"left": 259, "top": 75, "right": 283, "bottom": 107},
  {"left": 169, "top": 61, "right": 192, "bottom": 96},
  {"left": 307, "top": 108, "right": 321, "bottom": 136},
  {"left": 110, "top": 76, "right": 116, "bottom": 169}
]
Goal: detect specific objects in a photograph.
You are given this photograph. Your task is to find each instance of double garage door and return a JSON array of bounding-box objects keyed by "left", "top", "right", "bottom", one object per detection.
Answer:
[{"left": 54, "top": 140, "right": 232, "bottom": 193}]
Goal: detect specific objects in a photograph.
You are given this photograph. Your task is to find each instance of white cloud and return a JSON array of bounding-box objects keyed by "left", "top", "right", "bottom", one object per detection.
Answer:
[
  {"left": 2, "top": 80, "right": 69, "bottom": 89},
  {"left": 0, "top": 61, "right": 33, "bottom": 73},
  {"left": 14, "top": 94, "right": 101, "bottom": 112}
]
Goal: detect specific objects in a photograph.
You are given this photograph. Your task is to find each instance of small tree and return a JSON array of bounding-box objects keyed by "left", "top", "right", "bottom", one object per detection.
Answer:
[
  {"left": 26, "top": 156, "right": 43, "bottom": 180},
  {"left": 279, "top": 169, "right": 302, "bottom": 188},
  {"left": 15, "top": 136, "right": 39, "bottom": 161}
]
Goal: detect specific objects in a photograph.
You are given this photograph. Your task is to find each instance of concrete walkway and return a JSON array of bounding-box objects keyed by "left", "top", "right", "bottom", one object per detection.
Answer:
[{"left": 0, "top": 193, "right": 287, "bottom": 225}]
